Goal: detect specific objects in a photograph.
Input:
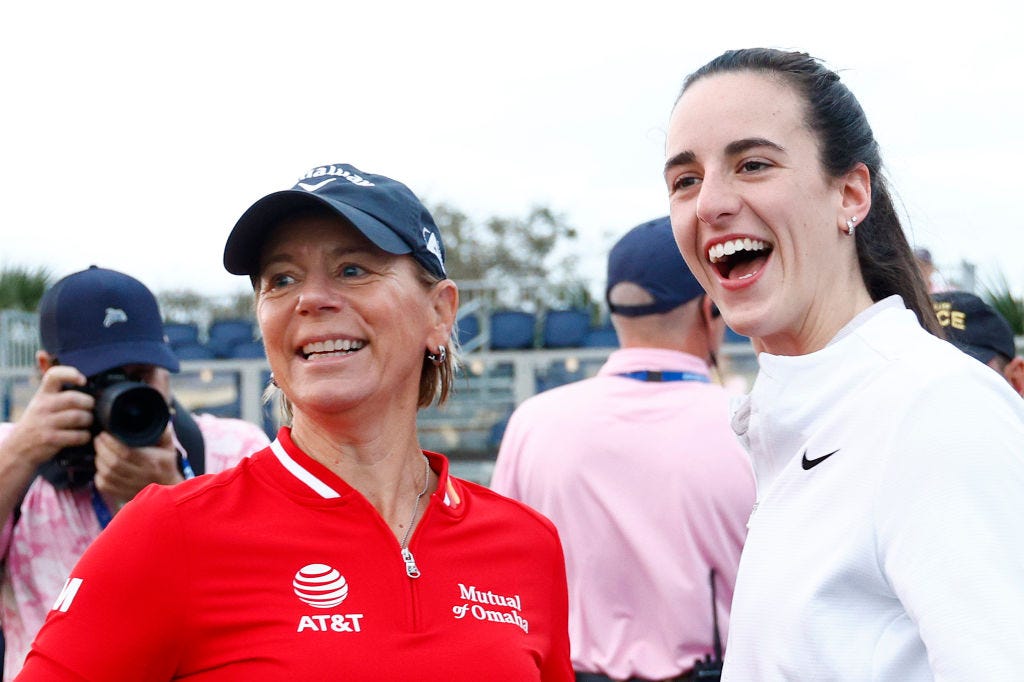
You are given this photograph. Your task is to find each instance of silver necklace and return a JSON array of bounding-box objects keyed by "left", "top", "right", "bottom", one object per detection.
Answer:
[{"left": 399, "top": 455, "right": 430, "bottom": 579}]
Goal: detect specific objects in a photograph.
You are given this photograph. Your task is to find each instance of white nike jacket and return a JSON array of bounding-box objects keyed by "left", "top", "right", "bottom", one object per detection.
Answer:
[{"left": 723, "top": 296, "right": 1024, "bottom": 681}]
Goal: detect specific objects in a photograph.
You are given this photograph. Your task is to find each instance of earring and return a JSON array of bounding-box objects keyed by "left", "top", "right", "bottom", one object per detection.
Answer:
[
  {"left": 269, "top": 372, "right": 279, "bottom": 387},
  {"left": 426, "top": 345, "right": 447, "bottom": 366},
  {"left": 845, "top": 216, "right": 858, "bottom": 236}
]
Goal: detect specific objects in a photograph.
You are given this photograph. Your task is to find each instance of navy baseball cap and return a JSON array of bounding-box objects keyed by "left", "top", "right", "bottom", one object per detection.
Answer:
[
  {"left": 223, "top": 163, "right": 446, "bottom": 279},
  {"left": 606, "top": 216, "right": 705, "bottom": 316},
  {"left": 38, "top": 266, "right": 180, "bottom": 377},
  {"left": 932, "top": 290, "right": 1017, "bottom": 364}
]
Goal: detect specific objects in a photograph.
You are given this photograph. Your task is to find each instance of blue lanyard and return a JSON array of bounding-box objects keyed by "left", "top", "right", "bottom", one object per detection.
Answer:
[
  {"left": 90, "top": 451, "right": 195, "bottom": 530},
  {"left": 179, "top": 451, "right": 196, "bottom": 479},
  {"left": 91, "top": 484, "right": 114, "bottom": 530},
  {"left": 616, "top": 370, "right": 710, "bottom": 383}
]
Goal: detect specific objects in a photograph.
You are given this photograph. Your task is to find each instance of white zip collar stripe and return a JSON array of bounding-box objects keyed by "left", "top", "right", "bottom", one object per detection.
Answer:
[
  {"left": 270, "top": 439, "right": 341, "bottom": 499},
  {"left": 270, "top": 437, "right": 458, "bottom": 507}
]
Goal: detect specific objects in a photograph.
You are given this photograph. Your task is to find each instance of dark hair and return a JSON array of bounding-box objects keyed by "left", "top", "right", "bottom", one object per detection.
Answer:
[{"left": 679, "top": 48, "right": 942, "bottom": 337}]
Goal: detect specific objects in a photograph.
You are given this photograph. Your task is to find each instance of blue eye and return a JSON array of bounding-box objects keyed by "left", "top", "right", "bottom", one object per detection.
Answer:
[
  {"left": 264, "top": 272, "right": 295, "bottom": 291},
  {"left": 341, "top": 264, "right": 367, "bottom": 278}
]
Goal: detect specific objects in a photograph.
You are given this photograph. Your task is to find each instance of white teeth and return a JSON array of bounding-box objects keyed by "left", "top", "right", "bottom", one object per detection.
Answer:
[
  {"left": 707, "top": 238, "right": 769, "bottom": 264},
  {"left": 302, "top": 339, "right": 365, "bottom": 356}
]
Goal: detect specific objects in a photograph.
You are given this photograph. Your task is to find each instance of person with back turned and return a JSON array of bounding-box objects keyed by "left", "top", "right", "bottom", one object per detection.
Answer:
[
  {"left": 492, "top": 216, "right": 755, "bottom": 682},
  {"left": 932, "top": 290, "right": 1024, "bottom": 396}
]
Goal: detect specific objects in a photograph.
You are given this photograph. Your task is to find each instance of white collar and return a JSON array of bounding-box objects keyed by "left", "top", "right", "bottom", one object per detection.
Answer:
[{"left": 732, "top": 296, "right": 917, "bottom": 492}]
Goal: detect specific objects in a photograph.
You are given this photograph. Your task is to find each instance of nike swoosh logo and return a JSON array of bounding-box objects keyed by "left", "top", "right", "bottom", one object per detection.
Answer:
[
  {"left": 801, "top": 449, "right": 839, "bottom": 470},
  {"left": 297, "top": 178, "right": 336, "bottom": 192}
]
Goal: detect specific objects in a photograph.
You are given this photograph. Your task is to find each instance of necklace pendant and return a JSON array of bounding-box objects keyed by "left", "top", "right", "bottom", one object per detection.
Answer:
[{"left": 401, "top": 548, "right": 421, "bottom": 579}]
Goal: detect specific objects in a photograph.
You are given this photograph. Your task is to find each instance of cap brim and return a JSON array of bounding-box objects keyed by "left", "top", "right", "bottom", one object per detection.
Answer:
[
  {"left": 223, "top": 191, "right": 412, "bottom": 276},
  {"left": 60, "top": 341, "right": 181, "bottom": 377}
]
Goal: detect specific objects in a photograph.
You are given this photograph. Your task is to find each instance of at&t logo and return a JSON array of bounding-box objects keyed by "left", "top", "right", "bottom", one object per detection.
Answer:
[{"left": 293, "top": 563, "right": 365, "bottom": 634}]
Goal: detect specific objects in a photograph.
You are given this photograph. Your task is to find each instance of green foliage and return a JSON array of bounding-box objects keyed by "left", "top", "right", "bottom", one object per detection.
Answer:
[
  {"left": 0, "top": 264, "right": 52, "bottom": 312},
  {"left": 981, "top": 271, "right": 1024, "bottom": 336},
  {"left": 432, "top": 202, "right": 595, "bottom": 315}
]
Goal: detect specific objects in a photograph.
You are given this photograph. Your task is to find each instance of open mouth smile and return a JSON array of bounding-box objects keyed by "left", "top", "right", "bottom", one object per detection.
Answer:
[
  {"left": 300, "top": 338, "right": 366, "bottom": 360},
  {"left": 707, "top": 238, "right": 772, "bottom": 281}
]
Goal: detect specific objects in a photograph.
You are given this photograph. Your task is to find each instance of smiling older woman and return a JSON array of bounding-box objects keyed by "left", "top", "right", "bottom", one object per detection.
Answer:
[
  {"left": 664, "top": 48, "right": 1024, "bottom": 680},
  {"left": 16, "top": 164, "right": 572, "bottom": 682}
]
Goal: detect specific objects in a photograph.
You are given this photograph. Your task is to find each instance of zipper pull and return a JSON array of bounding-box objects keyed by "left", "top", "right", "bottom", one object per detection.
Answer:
[{"left": 402, "top": 548, "right": 421, "bottom": 579}]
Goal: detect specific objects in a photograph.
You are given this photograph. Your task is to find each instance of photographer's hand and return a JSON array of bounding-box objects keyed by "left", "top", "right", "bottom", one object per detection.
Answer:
[
  {"left": 0, "top": 366, "right": 95, "bottom": 528},
  {"left": 93, "top": 425, "right": 184, "bottom": 510}
]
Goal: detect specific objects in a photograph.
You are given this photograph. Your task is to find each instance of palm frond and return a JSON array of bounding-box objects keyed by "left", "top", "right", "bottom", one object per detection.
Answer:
[{"left": 980, "top": 270, "right": 1024, "bottom": 336}]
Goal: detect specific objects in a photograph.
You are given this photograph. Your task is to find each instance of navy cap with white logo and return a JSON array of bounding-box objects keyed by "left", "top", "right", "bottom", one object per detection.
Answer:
[
  {"left": 606, "top": 216, "right": 705, "bottom": 316},
  {"left": 223, "top": 163, "right": 447, "bottom": 280},
  {"left": 38, "top": 266, "right": 180, "bottom": 377}
]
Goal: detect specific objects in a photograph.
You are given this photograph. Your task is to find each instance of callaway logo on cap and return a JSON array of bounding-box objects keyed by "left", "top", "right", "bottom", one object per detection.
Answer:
[{"left": 223, "top": 163, "right": 446, "bottom": 280}]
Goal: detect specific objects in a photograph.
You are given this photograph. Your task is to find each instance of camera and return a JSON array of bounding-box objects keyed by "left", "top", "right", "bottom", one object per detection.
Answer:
[{"left": 39, "top": 369, "right": 171, "bottom": 489}]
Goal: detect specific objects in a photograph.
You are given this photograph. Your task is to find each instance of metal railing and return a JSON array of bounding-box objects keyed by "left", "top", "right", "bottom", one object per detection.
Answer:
[{"left": 0, "top": 344, "right": 757, "bottom": 459}]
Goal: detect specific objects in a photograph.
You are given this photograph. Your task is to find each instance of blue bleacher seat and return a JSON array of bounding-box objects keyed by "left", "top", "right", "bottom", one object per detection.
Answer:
[
  {"left": 229, "top": 340, "right": 266, "bottom": 359},
  {"left": 163, "top": 322, "right": 200, "bottom": 348},
  {"left": 724, "top": 326, "right": 750, "bottom": 344},
  {"left": 456, "top": 314, "right": 481, "bottom": 348},
  {"left": 582, "top": 324, "right": 619, "bottom": 348},
  {"left": 487, "top": 413, "right": 512, "bottom": 449},
  {"left": 173, "top": 342, "right": 216, "bottom": 360},
  {"left": 535, "top": 360, "right": 585, "bottom": 393},
  {"left": 207, "top": 319, "right": 256, "bottom": 358},
  {"left": 489, "top": 311, "right": 536, "bottom": 350},
  {"left": 541, "top": 309, "right": 591, "bottom": 348}
]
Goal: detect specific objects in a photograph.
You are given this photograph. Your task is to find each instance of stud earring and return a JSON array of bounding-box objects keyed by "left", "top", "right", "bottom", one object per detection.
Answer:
[{"left": 845, "top": 216, "right": 858, "bottom": 236}]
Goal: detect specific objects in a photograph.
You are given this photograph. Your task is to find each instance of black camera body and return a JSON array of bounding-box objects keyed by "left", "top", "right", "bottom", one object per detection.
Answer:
[
  {"left": 691, "top": 654, "right": 724, "bottom": 679},
  {"left": 39, "top": 369, "right": 171, "bottom": 489}
]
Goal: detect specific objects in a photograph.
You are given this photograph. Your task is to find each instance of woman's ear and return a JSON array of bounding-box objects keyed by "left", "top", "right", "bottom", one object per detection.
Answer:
[
  {"left": 839, "top": 161, "right": 872, "bottom": 229},
  {"left": 428, "top": 279, "right": 459, "bottom": 349}
]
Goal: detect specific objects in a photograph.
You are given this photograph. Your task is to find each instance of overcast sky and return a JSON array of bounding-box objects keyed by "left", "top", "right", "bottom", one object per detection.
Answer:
[{"left": 2, "top": 0, "right": 1020, "bottom": 301}]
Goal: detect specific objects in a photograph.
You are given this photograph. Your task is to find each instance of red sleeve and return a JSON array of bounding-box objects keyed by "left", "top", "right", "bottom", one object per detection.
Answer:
[
  {"left": 14, "top": 653, "right": 90, "bottom": 681},
  {"left": 17, "top": 485, "right": 188, "bottom": 682}
]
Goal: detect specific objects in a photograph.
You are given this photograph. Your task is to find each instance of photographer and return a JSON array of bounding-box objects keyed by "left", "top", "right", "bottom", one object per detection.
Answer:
[{"left": 0, "top": 266, "right": 269, "bottom": 680}]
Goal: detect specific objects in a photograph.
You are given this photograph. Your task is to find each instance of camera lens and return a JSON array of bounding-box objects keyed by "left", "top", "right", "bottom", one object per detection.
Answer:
[{"left": 94, "top": 382, "right": 171, "bottom": 447}]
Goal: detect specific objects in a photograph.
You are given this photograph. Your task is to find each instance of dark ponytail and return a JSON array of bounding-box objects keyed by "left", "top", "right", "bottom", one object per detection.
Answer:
[{"left": 679, "top": 48, "right": 942, "bottom": 336}]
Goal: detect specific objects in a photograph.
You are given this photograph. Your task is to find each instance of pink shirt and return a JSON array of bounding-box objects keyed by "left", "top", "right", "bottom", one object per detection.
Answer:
[
  {"left": 491, "top": 348, "right": 755, "bottom": 680},
  {"left": 0, "top": 414, "right": 270, "bottom": 681}
]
